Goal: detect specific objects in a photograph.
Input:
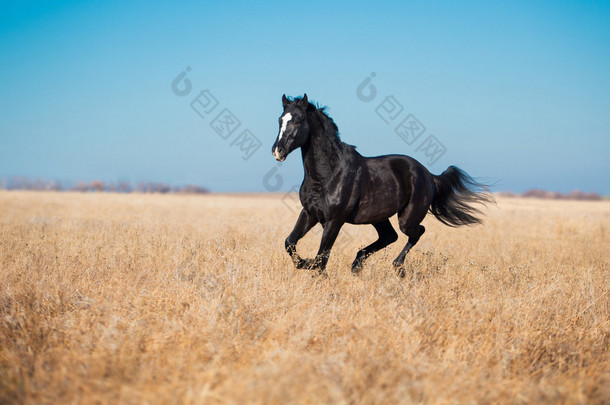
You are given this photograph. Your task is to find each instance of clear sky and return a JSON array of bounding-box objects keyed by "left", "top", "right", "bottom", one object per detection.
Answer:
[{"left": 1, "top": 0, "right": 609, "bottom": 193}]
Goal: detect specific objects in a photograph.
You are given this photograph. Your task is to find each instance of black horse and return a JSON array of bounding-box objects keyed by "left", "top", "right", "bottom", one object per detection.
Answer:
[{"left": 272, "top": 94, "right": 493, "bottom": 276}]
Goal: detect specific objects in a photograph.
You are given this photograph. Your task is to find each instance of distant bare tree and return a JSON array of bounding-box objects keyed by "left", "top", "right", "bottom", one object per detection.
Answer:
[
  {"left": 90, "top": 180, "right": 105, "bottom": 192},
  {"left": 45, "top": 180, "right": 62, "bottom": 191},
  {"left": 135, "top": 182, "right": 148, "bottom": 193},
  {"left": 178, "top": 185, "right": 210, "bottom": 194},
  {"left": 117, "top": 182, "right": 132, "bottom": 193},
  {"left": 153, "top": 183, "right": 170, "bottom": 193},
  {"left": 74, "top": 181, "right": 89, "bottom": 192}
]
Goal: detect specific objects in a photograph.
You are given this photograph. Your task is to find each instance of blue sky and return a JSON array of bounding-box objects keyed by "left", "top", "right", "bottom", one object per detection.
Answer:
[{"left": 1, "top": 0, "right": 609, "bottom": 193}]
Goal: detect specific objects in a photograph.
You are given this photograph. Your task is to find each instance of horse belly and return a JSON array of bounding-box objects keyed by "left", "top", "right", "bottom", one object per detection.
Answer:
[{"left": 350, "top": 180, "right": 402, "bottom": 224}]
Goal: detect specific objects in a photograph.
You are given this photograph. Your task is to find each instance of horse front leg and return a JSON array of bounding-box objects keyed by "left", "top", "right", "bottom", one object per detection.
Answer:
[
  {"left": 309, "top": 219, "right": 344, "bottom": 275},
  {"left": 285, "top": 209, "right": 318, "bottom": 269}
]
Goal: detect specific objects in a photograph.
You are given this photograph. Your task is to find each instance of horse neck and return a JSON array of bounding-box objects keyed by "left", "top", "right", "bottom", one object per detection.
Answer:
[{"left": 301, "top": 112, "right": 349, "bottom": 182}]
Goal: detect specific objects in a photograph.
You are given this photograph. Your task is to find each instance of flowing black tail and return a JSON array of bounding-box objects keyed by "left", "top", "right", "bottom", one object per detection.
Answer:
[{"left": 430, "top": 166, "right": 494, "bottom": 227}]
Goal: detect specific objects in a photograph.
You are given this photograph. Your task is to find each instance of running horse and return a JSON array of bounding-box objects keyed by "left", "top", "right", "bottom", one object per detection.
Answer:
[{"left": 272, "top": 94, "right": 493, "bottom": 276}]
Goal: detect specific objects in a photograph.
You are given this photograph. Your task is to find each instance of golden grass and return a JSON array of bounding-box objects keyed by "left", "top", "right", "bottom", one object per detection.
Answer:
[{"left": 0, "top": 191, "right": 608, "bottom": 404}]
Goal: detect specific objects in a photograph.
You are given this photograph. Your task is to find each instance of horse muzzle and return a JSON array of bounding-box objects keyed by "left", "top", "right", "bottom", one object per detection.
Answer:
[{"left": 272, "top": 145, "right": 287, "bottom": 162}]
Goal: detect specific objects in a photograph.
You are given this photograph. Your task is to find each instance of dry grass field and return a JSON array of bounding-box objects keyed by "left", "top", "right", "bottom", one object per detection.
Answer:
[{"left": 0, "top": 191, "right": 608, "bottom": 404}]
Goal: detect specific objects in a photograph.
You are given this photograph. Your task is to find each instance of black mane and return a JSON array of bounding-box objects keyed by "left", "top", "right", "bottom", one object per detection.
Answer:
[{"left": 293, "top": 96, "right": 356, "bottom": 152}]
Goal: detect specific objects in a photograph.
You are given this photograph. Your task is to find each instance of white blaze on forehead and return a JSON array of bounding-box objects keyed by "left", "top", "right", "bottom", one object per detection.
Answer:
[{"left": 277, "top": 112, "right": 293, "bottom": 142}]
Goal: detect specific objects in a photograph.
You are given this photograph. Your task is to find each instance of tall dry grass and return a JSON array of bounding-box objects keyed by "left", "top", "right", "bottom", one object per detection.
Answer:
[{"left": 0, "top": 191, "right": 608, "bottom": 404}]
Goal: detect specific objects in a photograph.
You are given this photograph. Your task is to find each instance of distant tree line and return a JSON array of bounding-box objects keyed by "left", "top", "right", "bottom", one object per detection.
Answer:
[
  {"left": 0, "top": 177, "right": 209, "bottom": 194},
  {"left": 497, "top": 189, "right": 603, "bottom": 201}
]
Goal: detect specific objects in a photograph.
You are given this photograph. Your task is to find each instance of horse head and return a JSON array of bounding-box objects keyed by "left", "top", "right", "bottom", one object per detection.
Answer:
[{"left": 272, "top": 94, "right": 311, "bottom": 162}]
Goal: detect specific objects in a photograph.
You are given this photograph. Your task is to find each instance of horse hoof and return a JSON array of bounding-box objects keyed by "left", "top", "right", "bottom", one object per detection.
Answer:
[
  {"left": 351, "top": 259, "right": 364, "bottom": 274},
  {"left": 392, "top": 262, "right": 406, "bottom": 278},
  {"left": 296, "top": 258, "right": 314, "bottom": 269}
]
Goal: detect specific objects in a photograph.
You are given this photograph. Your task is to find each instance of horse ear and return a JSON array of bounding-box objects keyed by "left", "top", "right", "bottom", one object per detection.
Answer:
[
  {"left": 297, "top": 93, "right": 308, "bottom": 109},
  {"left": 282, "top": 94, "right": 290, "bottom": 108}
]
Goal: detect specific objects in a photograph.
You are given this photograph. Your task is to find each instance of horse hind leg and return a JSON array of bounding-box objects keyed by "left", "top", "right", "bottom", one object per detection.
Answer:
[
  {"left": 392, "top": 204, "right": 428, "bottom": 277},
  {"left": 351, "top": 219, "right": 398, "bottom": 274},
  {"left": 392, "top": 225, "right": 425, "bottom": 276}
]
